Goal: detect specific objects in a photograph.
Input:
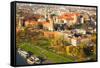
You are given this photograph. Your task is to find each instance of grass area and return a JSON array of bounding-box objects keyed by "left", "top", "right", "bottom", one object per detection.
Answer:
[{"left": 19, "top": 42, "right": 75, "bottom": 63}]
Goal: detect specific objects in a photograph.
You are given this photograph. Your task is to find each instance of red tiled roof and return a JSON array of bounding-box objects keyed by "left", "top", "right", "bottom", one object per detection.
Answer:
[{"left": 59, "top": 13, "right": 80, "bottom": 20}]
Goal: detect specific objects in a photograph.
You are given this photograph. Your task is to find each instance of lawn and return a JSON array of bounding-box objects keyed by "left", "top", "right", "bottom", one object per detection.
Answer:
[{"left": 19, "top": 42, "right": 75, "bottom": 63}]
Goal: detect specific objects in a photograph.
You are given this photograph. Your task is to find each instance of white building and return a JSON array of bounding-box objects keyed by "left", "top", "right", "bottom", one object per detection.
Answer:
[
  {"left": 75, "top": 29, "right": 86, "bottom": 34},
  {"left": 71, "top": 37, "right": 77, "bottom": 46}
]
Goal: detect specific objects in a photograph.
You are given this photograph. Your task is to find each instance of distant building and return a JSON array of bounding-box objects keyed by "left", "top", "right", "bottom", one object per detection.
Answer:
[
  {"left": 38, "top": 18, "right": 46, "bottom": 22},
  {"left": 16, "top": 16, "right": 25, "bottom": 28},
  {"left": 75, "top": 29, "right": 86, "bottom": 34},
  {"left": 58, "top": 13, "right": 80, "bottom": 26},
  {"left": 78, "top": 15, "right": 84, "bottom": 24},
  {"left": 89, "top": 16, "right": 96, "bottom": 29}
]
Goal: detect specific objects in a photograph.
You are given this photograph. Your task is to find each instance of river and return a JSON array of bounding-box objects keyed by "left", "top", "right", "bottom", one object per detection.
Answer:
[{"left": 16, "top": 52, "right": 28, "bottom": 65}]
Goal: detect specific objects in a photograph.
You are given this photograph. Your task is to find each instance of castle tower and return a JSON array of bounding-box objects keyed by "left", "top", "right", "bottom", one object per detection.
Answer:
[
  {"left": 17, "top": 16, "right": 24, "bottom": 29},
  {"left": 48, "top": 14, "right": 54, "bottom": 31},
  {"left": 79, "top": 15, "right": 84, "bottom": 24}
]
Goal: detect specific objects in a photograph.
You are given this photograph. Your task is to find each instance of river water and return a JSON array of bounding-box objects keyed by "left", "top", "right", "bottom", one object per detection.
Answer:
[{"left": 16, "top": 52, "right": 28, "bottom": 65}]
